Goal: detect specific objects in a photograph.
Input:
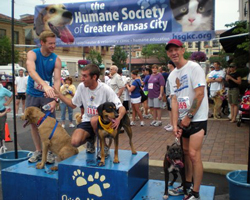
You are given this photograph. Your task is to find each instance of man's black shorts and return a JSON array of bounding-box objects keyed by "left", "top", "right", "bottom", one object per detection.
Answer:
[
  {"left": 77, "top": 121, "right": 95, "bottom": 139},
  {"left": 16, "top": 93, "right": 26, "bottom": 100},
  {"left": 182, "top": 120, "right": 207, "bottom": 138}
]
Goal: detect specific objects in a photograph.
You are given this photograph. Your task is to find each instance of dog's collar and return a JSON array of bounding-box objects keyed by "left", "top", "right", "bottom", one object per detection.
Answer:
[
  {"left": 37, "top": 111, "right": 51, "bottom": 127},
  {"left": 98, "top": 116, "right": 114, "bottom": 134}
]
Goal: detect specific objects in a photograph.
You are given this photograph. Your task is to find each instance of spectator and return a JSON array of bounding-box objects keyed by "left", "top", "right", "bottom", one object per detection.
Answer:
[
  {"left": 160, "top": 66, "right": 169, "bottom": 109},
  {"left": 60, "top": 77, "right": 76, "bottom": 128},
  {"left": 118, "top": 68, "right": 130, "bottom": 112},
  {"left": 0, "top": 76, "right": 13, "bottom": 150},
  {"left": 26, "top": 31, "right": 61, "bottom": 164},
  {"left": 225, "top": 63, "right": 241, "bottom": 123},
  {"left": 207, "top": 61, "right": 225, "bottom": 119},
  {"left": 142, "top": 67, "right": 152, "bottom": 119},
  {"left": 164, "top": 60, "right": 176, "bottom": 132},
  {"left": 15, "top": 69, "right": 28, "bottom": 116},
  {"left": 206, "top": 65, "right": 215, "bottom": 98},
  {"left": 104, "top": 70, "right": 110, "bottom": 84},
  {"left": 126, "top": 70, "right": 145, "bottom": 126},
  {"left": 166, "top": 39, "right": 208, "bottom": 200},
  {"left": 55, "top": 64, "right": 126, "bottom": 158},
  {"left": 148, "top": 64, "right": 165, "bottom": 127},
  {"left": 109, "top": 65, "right": 125, "bottom": 103}
]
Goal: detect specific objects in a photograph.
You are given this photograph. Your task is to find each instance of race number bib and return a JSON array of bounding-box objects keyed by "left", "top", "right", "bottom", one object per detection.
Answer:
[
  {"left": 148, "top": 83, "right": 153, "bottom": 89},
  {"left": 177, "top": 96, "right": 191, "bottom": 119},
  {"left": 34, "top": 81, "right": 49, "bottom": 92},
  {"left": 87, "top": 105, "right": 97, "bottom": 118}
]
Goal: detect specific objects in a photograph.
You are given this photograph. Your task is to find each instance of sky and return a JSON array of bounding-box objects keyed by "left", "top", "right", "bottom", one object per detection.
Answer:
[{"left": 0, "top": 0, "right": 239, "bottom": 30}]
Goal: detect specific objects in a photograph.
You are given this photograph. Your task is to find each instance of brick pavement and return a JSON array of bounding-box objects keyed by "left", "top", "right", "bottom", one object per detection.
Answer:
[{"left": 113, "top": 109, "right": 249, "bottom": 165}]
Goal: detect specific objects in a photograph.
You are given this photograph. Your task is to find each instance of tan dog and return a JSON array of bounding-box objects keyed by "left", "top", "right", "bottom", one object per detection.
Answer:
[
  {"left": 74, "top": 112, "right": 82, "bottom": 125},
  {"left": 34, "top": 4, "right": 74, "bottom": 44},
  {"left": 212, "top": 89, "right": 226, "bottom": 119},
  {"left": 22, "top": 107, "right": 78, "bottom": 170},
  {"left": 97, "top": 102, "right": 137, "bottom": 166}
]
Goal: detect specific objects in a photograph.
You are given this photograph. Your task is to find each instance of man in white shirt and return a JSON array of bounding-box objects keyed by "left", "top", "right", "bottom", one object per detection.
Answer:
[
  {"left": 15, "top": 69, "right": 28, "bottom": 115},
  {"left": 207, "top": 61, "right": 225, "bottom": 119},
  {"left": 166, "top": 39, "right": 208, "bottom": 200},
  {"left": 109, "top": 65, "right": 125, "bottom": 103}
]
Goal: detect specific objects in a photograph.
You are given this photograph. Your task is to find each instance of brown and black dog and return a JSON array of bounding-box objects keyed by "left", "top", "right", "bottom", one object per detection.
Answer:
[
  {"left": 34, "top": 4, "right": 74, "bottom": 44},
  {"left": 97, "top": 102, "right": 137, "bottom": 166},
  {"left": 21, "top": 107, "right": 78, "bottom": 171}
]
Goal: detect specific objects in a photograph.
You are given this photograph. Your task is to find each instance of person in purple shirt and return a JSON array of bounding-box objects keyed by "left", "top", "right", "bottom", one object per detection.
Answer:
[{"left": 148, "top": 64, "right": 165, "bottom": 127}]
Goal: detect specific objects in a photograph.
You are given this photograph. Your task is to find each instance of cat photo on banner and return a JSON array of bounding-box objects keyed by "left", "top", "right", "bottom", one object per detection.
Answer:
[{"left": 170, "top": 0, "right": 214, "bottom": 32}]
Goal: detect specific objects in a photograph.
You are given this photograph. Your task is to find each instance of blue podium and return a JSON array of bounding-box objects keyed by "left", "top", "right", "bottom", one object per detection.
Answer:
[{"left": 2, "top": 149, "right": 215, "bottom": 200}]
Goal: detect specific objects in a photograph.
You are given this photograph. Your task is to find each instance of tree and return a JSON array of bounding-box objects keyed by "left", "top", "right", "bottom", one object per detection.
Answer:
[
  {"left": 0, "top": 36, "right": 19, "bottom": 65},
  {"left": 111, "top": 46, "right": 127, "bottom": 69},
  {"left": 86, "top": 49, "right": 102, "bottom": 66},
  {"left": 142, "top": 44, "right": 191, "bottom": 64},
  {"left": 191, "top": 51, "right": 206, "bottom": 62}
]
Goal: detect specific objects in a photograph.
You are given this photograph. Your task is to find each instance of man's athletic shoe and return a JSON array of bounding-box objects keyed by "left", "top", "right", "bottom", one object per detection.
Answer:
[
  {"left": 28, "top": 151, "right": 42, "bottom": 163},
  {"left": 97, "top": 146, "right": 110, "bottom": 159},
  {"left": 86, "top": 141, "right": 96, "bottom": 154},
  {"left": 183, "top": 194, "right": 200, "bottom": 200},
  {"left": 168, "top": 186, "right": 184, "bottom": 196},
  {"left": 46, "top": 151, "right": 55, "bottom": 164}
]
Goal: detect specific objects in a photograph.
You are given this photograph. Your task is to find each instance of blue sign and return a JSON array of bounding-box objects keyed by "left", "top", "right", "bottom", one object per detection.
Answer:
[{"left": 34, "top": 0, "right": 215, "bottom": 46}]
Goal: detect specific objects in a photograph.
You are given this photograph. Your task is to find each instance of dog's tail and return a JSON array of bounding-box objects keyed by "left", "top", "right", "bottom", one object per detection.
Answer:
[{"left": 74, "top": 113, "right": 82, "bottom": 125}]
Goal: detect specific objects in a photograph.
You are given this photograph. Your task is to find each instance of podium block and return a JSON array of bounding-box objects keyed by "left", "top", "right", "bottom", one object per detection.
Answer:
[
  {"left": 2, "top": 161, "right": 58, "bottom": 200},
  {"left": 59, "top": 150, "right": 149, "bottom": 200},
  {"left": 133, "top": 180, "right": 216, "bottom": 200}
]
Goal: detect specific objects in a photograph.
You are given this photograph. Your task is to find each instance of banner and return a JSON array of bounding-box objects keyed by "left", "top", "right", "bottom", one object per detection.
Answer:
[{"left": 34, "top": 0, "right": 215, "bottom": 46}]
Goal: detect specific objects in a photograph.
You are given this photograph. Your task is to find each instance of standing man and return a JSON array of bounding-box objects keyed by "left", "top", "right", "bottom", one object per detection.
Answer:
[
  {"left": 207, "top": 61, "right": 225, "bottom": 119},
  {"left": 15, "top": 69, "right": 28, "bottom": 116},
  {"left": 109, "top": 65, "right": 125, "bottom": 103},
  {"left": 166, "top": 39, "right": 208, "bottom": 200},
  {"left": 26, "top": 31, "right": 62, "bottom": 163},
  {"left": 55, "top": 64, "right": 126, "bottom": 156}
]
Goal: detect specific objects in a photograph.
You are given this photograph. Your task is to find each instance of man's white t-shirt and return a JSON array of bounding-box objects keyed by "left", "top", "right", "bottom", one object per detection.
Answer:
[
  {"left": 72, "top": 82, "right": 122, "bottom": 122},
  {"left": 208, "top": 70, "right": 225, "bottom": 97},
  {"left": 109, "top": 73, "right": 125, "bottom": 98},
  {"left": 15, "top": 76, "right": 28, "bottom": 93},
  {"left": 168, "top": 61, "right": 208, "bottom": 121}
]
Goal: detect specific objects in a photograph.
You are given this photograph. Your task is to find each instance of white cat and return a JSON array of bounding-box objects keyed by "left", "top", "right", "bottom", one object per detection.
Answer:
[{"left": 170, "top": 0, "right": 214, "bottom": 32}]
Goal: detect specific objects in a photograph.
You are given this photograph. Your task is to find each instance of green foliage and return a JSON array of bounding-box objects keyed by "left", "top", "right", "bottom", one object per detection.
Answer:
[
  {"left": 0, "top": 36, "right": 19, "bottom": 65},
  {"left": 209, "top": 50, "right": 233, "bottom": 68},
  {"left": 111, "top": 46, "right": 127, "bottom": 69},
  {"left": 86, "top": 49, "right": 102, "bottom": 66}
]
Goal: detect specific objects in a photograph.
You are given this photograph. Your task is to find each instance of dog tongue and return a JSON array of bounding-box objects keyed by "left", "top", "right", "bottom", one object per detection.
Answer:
[
  {"left": 174, "top": 160, "right": 184, "bottom": 168},
  {"left": 59, "top": 26, "right": 74, "bottom": 44}
]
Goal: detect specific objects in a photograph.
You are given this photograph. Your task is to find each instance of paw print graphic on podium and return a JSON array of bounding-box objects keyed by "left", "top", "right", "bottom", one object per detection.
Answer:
[{"left": 72, "top": 170, "right": 111, "bottom": 198}]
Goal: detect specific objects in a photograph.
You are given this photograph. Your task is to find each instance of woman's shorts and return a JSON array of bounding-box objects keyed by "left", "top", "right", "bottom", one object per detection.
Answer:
[
  {"left": 131, "top": 97, "right": 141, "bottom": 104},
  {"left": 228, "top": 88, "right": 239, "bottom": 105}
]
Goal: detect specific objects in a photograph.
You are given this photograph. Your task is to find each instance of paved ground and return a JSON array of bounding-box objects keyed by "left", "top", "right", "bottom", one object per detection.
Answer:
[{"left": 1, "top": 104, "right": 248, "bottom": 199}]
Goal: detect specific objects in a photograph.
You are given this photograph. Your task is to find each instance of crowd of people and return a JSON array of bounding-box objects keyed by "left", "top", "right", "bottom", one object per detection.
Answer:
[{"left": 1, "top": 29, "right": 250, "bottom": 200}]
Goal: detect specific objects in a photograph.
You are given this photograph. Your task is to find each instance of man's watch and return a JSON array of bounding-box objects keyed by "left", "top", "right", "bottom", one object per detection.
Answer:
[
  {"left": 54, "top": 98, "right": 60, "bottom": 103},
  {"left": 187, "top": 112, "right": 194, "bottom": 119}
]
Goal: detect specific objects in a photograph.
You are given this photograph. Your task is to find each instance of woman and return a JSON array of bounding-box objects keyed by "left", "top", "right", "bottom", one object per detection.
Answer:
[
  {"left": 226, "top": 63, "right": 241, "bottom": 123},
  {"left": 60, "top": 77, "right": 76, "bottom": 128},
  {"left": 148, "top": 64, "right": 165, "bottom": 127},
  {"left": 0, "top": 76, "right": 12, "bottom": 149},
  {"left": 126, "top": 70, "right": 144, "bottom": 126},
  {"left": 142, "top": 67, "right": 152, "bottom": 119}
]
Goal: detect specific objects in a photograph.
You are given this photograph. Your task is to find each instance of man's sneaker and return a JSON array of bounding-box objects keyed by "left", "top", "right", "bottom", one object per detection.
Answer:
[
  {"left": 165, "top": 125, "right": 173, "bottom": 131},
  {"left": 97, "top": 146, "right": 110, "bottom": 159},
  {"left": 147, "top": 114, "right": 152, "bottom": 119},
  {"left": 154, "top": 121, "right": 162, "bottom": 127},
  {"left": 28, "top": 151, "right": 42, "bottom": 163},
  {"left": 168, "top": 185, "right": 184, "bottom": 196},
  {"left": 150, "top": 120, "right": 157, "bottom": 126},
  {"left": 130, "top": 121, "right": 136, "bottom": 126},
  {"left": 86, "top": 141, "right": 96, "bottom": 154},
  {"left": 47, "top": 151, "right": 55, "bottom": 164},
  {"left": 183, "top": 194, "right": 200, "bottom": 200},
  {"left": 69, "top": 123, "right": 75, "bottom": 128},
  {"left": 140, "top": 121, "right": 145, "bottom": 126},
  {"left": 164, "top": 124, "right": 172, "bottom": 129}
]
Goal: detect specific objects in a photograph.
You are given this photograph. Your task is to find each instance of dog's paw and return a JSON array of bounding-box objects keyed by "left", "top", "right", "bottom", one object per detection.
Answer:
[
  {"left": 36, "top": 162, "right": 45, "bottom": 169},
  {"left": 98, "top": 161, "right": 105, "bottom": 167},
  {"left": 113, "top": 158, "right": 120, "bottom": 164},
  {"left": 72, "top": 170, "right": 110, "bottom": 198},
  {"left": 163, "top": 194, "right": 169, "bottom": 199}
]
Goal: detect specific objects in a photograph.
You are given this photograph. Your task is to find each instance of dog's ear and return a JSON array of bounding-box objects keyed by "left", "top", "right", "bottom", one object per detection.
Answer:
[
  {"left": 34, "top": 8, "right": 47, "bottom": 36},
  {"left": 167, "top": 145, "right": 170, "bottom": 151},
  {"left": 97, "top": 104, "right": 104, "bottom": 115}
]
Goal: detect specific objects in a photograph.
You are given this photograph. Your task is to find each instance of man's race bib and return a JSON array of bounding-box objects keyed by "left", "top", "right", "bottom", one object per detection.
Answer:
[
  {"left": 148, "top": 83, "right": 153, "bottom": 89},
  {"left": 34, "top": 81, "right": 49, "bottom": 92},
  {"left": 87, "top": 105, "right": 98, "bottom": 118},
  {"left": 177, "top": 96, "right": 191, "bottom": 119}
]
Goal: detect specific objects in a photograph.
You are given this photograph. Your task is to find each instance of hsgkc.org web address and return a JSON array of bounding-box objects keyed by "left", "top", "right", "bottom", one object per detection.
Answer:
[{"left": 172, "top": 32, "right": 212, "bottom": 41}]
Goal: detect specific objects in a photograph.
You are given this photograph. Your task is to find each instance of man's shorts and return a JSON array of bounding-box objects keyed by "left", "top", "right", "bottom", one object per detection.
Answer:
[
  {"left": 166, "top": 95, "right": 171, "bottom": 111},
  {"left": 77, "top": 122, "right": 95, "bottom": 140},
  {"left": 16, "top": 93, "right": 26, "bottom": 100},
  {"left": 25, "top": 94, "right": 55, "bottom": 118},
  {"left": 148, "top": 97, "right": 162, "bottom": 108},
  {"left": 182, "top": 121, "right": 207, "bottom": 138}
]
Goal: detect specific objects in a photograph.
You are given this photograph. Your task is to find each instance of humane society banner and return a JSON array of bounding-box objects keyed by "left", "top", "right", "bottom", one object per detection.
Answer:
[{"left": 34, "top": 0, "right": 215, "bottom": 46}]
